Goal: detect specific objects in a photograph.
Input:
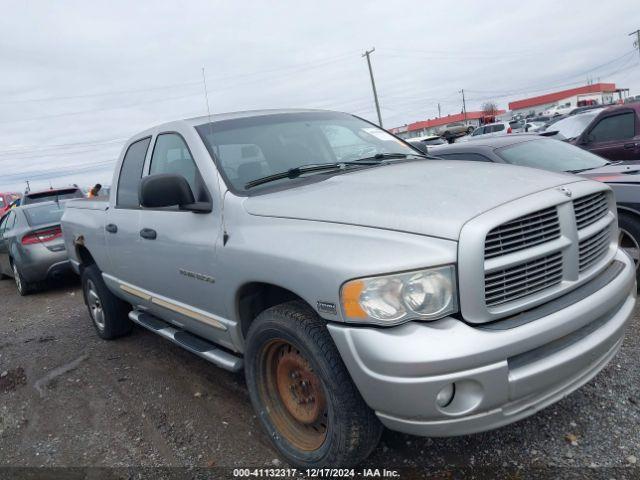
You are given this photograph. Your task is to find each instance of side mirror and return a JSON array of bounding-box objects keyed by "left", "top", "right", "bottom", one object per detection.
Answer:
[
  {"left": 139, "top": 174, "right": 212, "bottom": 213},
  {"left": 580, "top": 133, "right": 594, "bottom": 145}
]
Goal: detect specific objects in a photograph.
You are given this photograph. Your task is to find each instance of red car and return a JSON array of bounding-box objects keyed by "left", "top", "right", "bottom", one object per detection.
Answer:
[{"left": 0, "top": 192, "right": 21, "bottom": 215}]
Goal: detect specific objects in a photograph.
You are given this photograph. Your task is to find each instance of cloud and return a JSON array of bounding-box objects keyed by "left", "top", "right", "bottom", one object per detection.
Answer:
[{"left": 0, "top": 0, "right": 638, "bottom": 191}]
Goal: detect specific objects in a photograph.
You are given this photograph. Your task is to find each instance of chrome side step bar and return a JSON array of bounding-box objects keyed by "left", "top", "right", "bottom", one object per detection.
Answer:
[{"left": 128, "top": 310, "right": 243, "bottom": 372}]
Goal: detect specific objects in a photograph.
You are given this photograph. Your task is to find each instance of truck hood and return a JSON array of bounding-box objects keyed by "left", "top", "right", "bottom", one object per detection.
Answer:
[{"left": 243, "top": 160, "right": 582, "bottom": 240}]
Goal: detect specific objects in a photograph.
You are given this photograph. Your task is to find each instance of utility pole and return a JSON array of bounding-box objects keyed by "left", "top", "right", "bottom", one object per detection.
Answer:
[
  {"left": 362, "top": 48, "right": 383, "bottom": 128},
  {"left": 631, "top": 29, "right": 640, "bottom": 56},
  {"left": 437, "top": 103, "right": 441, "bottom": 118},
  {"left": 459, "top": 89, "right": 467, "bottom": 124}
]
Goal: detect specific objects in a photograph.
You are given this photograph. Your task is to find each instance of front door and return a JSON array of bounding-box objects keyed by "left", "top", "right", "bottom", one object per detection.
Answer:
[
  {"left": 135, "top": 132, "right": 230, "bottom": 348},
  {"left": 583, "top": 109, "right": 640, "bottom": 161}
]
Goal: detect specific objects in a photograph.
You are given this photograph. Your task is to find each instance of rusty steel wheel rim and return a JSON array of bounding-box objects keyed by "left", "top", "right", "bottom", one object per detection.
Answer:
[{"left": 260, "top": 339, "right": 328, "bottom": 451}]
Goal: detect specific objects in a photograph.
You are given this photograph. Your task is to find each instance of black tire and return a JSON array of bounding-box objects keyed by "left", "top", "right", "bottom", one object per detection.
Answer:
[
  {"left": 618, "top": 212, "right": 640, "bottom": 280},
  {"left": 81, "top": 264, "right": 132, "bottom": 339},
  {"left": 466, "top": 126, "right": 474, "bottom": 134},
  {"left": 11, "top": 259, "right": 37, "bottom": 296},
  {"left": 245, "top": 301, "right": 383, "bottom": 468}
]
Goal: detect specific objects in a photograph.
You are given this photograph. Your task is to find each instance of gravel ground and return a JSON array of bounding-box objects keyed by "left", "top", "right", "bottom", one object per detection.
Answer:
[{"left": 0, "top": 275, "right": 638, "bottom": 478}]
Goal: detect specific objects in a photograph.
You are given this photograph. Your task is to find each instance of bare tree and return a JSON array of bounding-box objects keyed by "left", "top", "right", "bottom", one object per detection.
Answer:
[{"left": 482, "top": 101, "right": 499, "bottom": 116}]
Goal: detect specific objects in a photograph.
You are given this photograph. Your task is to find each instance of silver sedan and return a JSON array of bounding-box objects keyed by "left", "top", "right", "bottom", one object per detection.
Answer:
[{"left": 0, "top": 201, "right": 71, "bottom": 295}]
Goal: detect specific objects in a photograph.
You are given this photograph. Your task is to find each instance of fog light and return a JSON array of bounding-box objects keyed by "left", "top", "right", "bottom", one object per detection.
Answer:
[{"left": 435, "top": 383, "right": 455, "bottom": 407}]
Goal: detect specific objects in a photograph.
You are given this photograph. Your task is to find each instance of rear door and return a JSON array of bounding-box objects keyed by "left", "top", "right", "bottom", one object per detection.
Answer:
[
  {"left": 583, "top": 109, "right": 639, "bottom": 160},
  {"left": 105, "top": 136, "right": 151, "bottom": 291},
  {"left": 135, "top": 131, "right": 229, "bottom": 347}
]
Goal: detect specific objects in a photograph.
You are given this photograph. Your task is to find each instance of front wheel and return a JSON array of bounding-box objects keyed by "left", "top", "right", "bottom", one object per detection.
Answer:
[{"left": 245, "top": 301, "right": 383, "bottom": 468}]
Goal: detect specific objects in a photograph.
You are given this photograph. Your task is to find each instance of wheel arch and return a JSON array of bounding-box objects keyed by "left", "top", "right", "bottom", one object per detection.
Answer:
[
  {"left": 75, "top": 242, "right": 97, "bottom": 273},
  {"left": 236, "top": 282, "right": 310, "bottom": 338},
  {"left": 617, "top": 205, "right": 640, "bottom": 219}
]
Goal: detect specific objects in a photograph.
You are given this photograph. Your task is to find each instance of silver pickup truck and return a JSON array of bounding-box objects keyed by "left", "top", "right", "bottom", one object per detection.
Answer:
[{"left": 62, "top": 109, "right": 636, "bottom": 467}]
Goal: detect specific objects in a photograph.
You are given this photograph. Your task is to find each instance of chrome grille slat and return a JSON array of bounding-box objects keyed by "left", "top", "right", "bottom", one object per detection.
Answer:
[
  {"left": 578, "top": 227, "right": 610, "bottom": 272},
  {"left": 573, "top": 192, "right": 608, "bottom": 230},
  {"left": 484, "top": 207, "right": 560, "bottom": 260},
  {"left": 484, "top": 252, "right": 563, "bottom": 307},
  {"left": 485, "top": 211, "right": 558, "bottom": 237},
  {"left": 485, "top": 222, "right": 560, "bottom": 247},
  {"left": 485, "top": 265, "right": 563, "bottom": 297},
  {"left": 575, "top": 205, "right": 608, "bottom": 227},
  {"left": 485, "top": 219, "right": 560, "bottom": 245}
]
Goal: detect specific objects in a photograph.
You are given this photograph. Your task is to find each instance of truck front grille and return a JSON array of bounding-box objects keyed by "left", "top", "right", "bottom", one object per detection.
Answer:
[
  {"left": 481, "top": 189, "right": 614, "bottom": 314},
  {"left": 574, "top": 192, "right": 608, "bottom": 230},
  {"left": 484, "top": 207, "right": 560, "bottom": 260},
  {"left": 485, "top": 252, "right": 563, "bottom": 307},
  {"left": 579, "top": 227, "right": 610, "bottom": 272}
]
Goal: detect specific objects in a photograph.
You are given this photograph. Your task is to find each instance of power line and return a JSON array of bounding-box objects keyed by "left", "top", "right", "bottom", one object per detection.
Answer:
[
  {"left": 0, "top": 91, "right": 201, "bottom": 124},
  {"left": 0, "top": 80, "right": 202, "bottom": 105}
]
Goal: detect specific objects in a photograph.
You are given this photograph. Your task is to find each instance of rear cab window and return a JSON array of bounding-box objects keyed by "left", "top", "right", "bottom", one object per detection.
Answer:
[{"left": 117, "top": 137, "right": 152, "bottom": 208}]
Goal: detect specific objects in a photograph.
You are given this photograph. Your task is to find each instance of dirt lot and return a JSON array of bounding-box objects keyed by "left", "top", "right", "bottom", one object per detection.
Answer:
[{"left": 0, "top": 275, "right": 639, "bottom": 477}]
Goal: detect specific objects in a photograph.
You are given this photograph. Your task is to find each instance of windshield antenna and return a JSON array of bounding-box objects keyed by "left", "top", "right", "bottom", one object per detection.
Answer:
[{"left": 202, "top": 66, "right": 228, "bottom": 245}]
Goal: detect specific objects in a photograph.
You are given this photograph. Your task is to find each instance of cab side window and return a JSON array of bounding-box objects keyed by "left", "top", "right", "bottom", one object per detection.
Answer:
[
  {"left": 117, "top": 137, "right": 152, "bottom": 208},
  {"left": 590, "top": 112, "right": 635, "bottom": 142},
  {"left": 149, "top": 133, "right": 209, "bottom": 202}
]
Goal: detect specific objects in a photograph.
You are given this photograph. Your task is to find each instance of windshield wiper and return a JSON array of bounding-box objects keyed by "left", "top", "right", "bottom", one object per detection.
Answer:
[
  {"left": 244, "top": 161, "right": 379, "bottom": 189},
  {"left": 354, "top": 152, "right": 443, "bottom": 162},
  {"left": 354, "top": 152, "right": 431, "bottom": 161}
]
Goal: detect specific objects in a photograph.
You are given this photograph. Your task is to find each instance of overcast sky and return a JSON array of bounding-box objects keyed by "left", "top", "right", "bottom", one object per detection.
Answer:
[{"left": 1, "top": 0, "right": 639, "bottom": 192}]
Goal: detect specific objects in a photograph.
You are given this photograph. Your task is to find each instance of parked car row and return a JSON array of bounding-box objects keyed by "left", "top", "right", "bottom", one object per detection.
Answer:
[{"left": 1, "top": 108, "right": 636, "bottom": 468}]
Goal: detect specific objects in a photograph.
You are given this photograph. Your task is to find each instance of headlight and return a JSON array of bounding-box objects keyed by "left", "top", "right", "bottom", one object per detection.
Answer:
[{"left": 341, "top": 265, "right": 458, "bottom": 325}]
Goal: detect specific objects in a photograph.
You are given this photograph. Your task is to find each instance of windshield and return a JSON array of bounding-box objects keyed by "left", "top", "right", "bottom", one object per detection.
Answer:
[
  {"left": 496, "top": 138, "right": 609, "bottom": 173},
  {"left": 550, "top": 110, "right": 602, "bottom": 139},
  {"left": 196, "top": 112, "right": 417, "bottom": 192},
  {"left": 23, "top": 202, "right": 66, "bottom": 226}
]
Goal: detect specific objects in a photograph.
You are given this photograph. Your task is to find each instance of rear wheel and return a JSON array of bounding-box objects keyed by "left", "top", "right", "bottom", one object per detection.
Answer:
[
  {"left": 618, "top": 212, "right": 640, "bottom": 280},
  {"left": 11, "top": 260, "right": 37, "bottom": 296},
  {"left": 245, "top": 301, "right": 383, "bottom": 467},
  {"left": 81, "top": 264, "right": 132, "bottom": 339}
]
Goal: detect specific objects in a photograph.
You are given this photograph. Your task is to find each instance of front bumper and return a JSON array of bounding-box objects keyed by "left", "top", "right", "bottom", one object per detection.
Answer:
[{"left": 328, "top": 250, "right": 636, "bottom": 437}]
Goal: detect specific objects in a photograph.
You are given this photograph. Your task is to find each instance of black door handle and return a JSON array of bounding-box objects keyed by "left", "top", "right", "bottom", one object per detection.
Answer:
[
  {"left": 105, "top": 223, "right": 118, "bottom": 233},
  {"left": 624, "top": 143, "right": 635, "bottom": 149},
  {"left": 140, "top": 228, "right": 157, "bottom": 240}
]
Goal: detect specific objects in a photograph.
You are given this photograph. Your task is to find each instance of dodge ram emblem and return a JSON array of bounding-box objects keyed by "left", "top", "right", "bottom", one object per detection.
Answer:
[{"left": 558, "top": 187, "right": 572, "bottom": 198}]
